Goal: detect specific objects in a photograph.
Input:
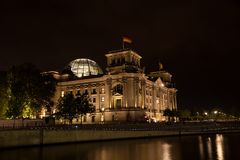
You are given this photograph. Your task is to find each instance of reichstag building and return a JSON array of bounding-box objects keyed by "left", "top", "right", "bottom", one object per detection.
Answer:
[{"left": 47, "top": 49, "right": 177, "bottom": 123}]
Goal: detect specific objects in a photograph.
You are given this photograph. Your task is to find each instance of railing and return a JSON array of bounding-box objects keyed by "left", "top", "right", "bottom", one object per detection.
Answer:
[{"left": 1, "top": 121, "right": 240, "bottom": 132}]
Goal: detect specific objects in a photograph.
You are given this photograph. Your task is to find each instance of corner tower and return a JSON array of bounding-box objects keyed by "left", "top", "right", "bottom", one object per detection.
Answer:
[{"left": 105, "top": 49, "right": 142, "bottom": 74}]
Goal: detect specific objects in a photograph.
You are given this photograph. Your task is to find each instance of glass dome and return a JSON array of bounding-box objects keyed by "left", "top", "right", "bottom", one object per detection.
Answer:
[{"left": 69, "top": 58, "right": 103, "bottom": 78}]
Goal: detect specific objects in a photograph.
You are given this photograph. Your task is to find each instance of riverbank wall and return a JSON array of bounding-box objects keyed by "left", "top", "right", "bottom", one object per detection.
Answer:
[
  {"left": 1, "top": 123, "right": 240, "bottom": 148},
  {"left": 0, "top": 129, "right": 180, "bottom": 148}
]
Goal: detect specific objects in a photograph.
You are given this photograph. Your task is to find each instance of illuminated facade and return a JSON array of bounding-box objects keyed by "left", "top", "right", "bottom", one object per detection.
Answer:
[{"left": 51, "top": 49, "right": 177, "bottom": 123}]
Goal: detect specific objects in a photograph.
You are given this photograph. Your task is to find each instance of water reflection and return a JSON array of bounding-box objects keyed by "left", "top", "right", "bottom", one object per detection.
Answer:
[
  {"left": 1, "top": 134, "right": 240, "bottom": 160},
  {"left": 198, "top": 134, "right": 225, "bottom": 160},
  {"left": 162, "top": 143, "right": 171, "bottom": 160},
  {"left": 216, "top": 134, "right": 224, "bottom": 160},
  {"left": 207, "top": 137, "right": 213, "bottom": 159},
  {"left": 87, "top": 139, "right": 174, "bottom": 160},
  {"left": 198, "top": 136, "right": 204, "bottom": 160}
]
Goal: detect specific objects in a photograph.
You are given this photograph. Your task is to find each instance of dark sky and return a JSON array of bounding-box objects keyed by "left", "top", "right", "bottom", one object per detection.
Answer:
[{"left": 0, "top": 0, "right": 239, "bottom": 111}]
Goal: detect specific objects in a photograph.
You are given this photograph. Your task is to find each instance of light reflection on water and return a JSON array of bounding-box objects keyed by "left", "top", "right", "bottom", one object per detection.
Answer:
[
  {"left": 216, "top": 134, "right": 224, "bottom": 160},
  {"left": 87, "top": 139, "right": 175, "bottom": 160},
  {"left": 0, "top": 133, "right": 240, "bottom": 160},
  {"left": 198, "top": 134, "right": 226, "bottom": 160},
  {"left": 207, "top": 137, "right": 213, "bottom": 160}
]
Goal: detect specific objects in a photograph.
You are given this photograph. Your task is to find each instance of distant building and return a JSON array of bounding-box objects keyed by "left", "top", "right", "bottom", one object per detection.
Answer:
[{"left": 44, "top": 49, "right": 177, "bottom": 123}]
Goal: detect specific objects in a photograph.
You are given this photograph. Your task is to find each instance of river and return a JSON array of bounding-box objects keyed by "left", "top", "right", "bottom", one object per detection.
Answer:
[{"left": 1, "top": 133, "right": 240, "bottom": 160}]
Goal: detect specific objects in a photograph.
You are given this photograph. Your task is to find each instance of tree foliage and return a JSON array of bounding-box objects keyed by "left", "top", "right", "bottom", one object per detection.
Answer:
[
  {"left": 5, "top": 63, "right": 56, "bottom": 119},
  {"left": 0, "top": 71, "right": 8, "bottom": 118},
  {"left": 57, "top": 92, "right": 95, "bottom": 124},
  {"left": 178, "top": 109, "right": 191, "bottom": 121},
  {"left": 163, "top": 108, "right": 178, "bottom": 122},
  {"left": 57, "top": 93, "right": 76, "bottom": 123}
]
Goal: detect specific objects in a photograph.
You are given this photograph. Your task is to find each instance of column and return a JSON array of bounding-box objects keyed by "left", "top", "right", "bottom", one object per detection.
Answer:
[
  {"left": 106, "top": 78, "right": 112, "bottom": 109},
  {"left": 141, "top": 80, "right": 146, "bottom": 109},
  {"left": 122, "top": 77, "right": 128, "bottom": 108},
  {"left": 134, "top": 77, "right": 139, "bottom": 108}
]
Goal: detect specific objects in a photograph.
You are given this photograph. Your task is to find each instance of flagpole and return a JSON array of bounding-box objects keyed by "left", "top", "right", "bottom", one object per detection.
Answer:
[{"left": 122, "top": 38, "right": 125, "bottom": 49}]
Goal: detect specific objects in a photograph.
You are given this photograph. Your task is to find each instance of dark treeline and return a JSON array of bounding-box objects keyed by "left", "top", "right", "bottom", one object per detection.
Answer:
[{"left": 0, "top": 63, "right": 56, "bottom": 119}]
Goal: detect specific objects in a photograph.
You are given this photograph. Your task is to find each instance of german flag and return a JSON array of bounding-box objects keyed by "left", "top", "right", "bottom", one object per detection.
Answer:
[{"left": 122, "top": 36, "right": 132, "bottom": 44}]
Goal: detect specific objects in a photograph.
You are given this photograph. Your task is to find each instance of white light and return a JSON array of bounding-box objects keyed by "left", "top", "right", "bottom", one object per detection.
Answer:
[
  {"left": 61, "top": 91, "right": 64, "bottom": 97},
  {"left": 101, "top": 96, "right": 105, "bottom": 102},
  {"left": 214, "top": 110, "right": 218, "bottom": 114}
]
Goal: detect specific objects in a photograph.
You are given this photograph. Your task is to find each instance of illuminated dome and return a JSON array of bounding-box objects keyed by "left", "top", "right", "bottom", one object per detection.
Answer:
[{"left": 69, "top": 58, "right": 103, "bottom": 78}]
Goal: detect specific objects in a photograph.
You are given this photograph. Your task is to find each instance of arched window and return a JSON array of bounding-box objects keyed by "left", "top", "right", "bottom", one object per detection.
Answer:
[{"left": 112, "top": 84, "right": 123, "bottom": 95}]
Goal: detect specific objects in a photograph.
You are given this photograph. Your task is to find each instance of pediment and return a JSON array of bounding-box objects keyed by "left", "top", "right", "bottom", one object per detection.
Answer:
[
  {"left": 113, "top": 93, "right": 122, "bottom": 96},
  {"left": 155, "top": 77, "right": 164, "bottom": 87}
]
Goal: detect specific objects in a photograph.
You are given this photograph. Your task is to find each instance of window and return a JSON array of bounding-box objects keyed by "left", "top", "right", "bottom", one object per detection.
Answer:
[
  {"left": 116, "top": 99, "right": 121, "bottom": 108},
  {"left": 101, "top": 88, "right": 105, "bottom": 94},
  {"left": 61, "top": 91, "right": 64, "bottom": 97},
  {"left": 76, "top": 90, "right": 81, "bottom": 96},
  {"left": 157, "top": 91, "right": 160, "bottom": 97},
  {"left": 113, "top": 84, "right": 123, "bottom": 94},
  {"left": 92, "top": 116, "right": 95, "bottom": 122},
  {"left": 67, "top": 91, "right": 73, "bottom": 95},
  {"left": 93, "top": 97, "right": 96, "bottom": 103},
  {"left": 101, "top": 96, "right": 105, "bottom": 102},
  {"left": 121, "top": 57, "right": 125, "bottom": 63},
  {"left": 92, "top": 88, "right": 97, "bottom": 94}
]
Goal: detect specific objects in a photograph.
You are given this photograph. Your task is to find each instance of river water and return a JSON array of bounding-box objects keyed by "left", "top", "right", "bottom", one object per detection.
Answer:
[{"left": 1, "top": 133, "right": 240, "bottom": 160}]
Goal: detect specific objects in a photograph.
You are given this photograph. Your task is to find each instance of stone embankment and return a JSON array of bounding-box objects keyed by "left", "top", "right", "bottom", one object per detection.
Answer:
[{"left": 1, "top": 122, "right": 240, "bottom": 148}]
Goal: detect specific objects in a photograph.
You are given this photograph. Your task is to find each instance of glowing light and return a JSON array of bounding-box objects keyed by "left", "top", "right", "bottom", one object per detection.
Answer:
[
  {"left": 101, "top": 88, "right": 105, "bottom": 94},
  {"left": 162, "top": 143, "right": 171, "bottom": 160},
  {"left": 39, "top": 108, "right": 46, "bottom": 119},
  {"left": 207, "top": 137, "right": 212, "bottom": 159},
  {"left": 101, "top": 96, "right": 105, "bottom": 102},
  {"left": 61, "top": 91, "right": 64, "bottom": 97},
  {"left": 69, "top": 58, "right": 103, "bottom": 78},
  {"left": 198, "top": 136, "right": 204, "bottom": 159},
  {"left": 101, "top": 115, "right": 104, "bottom": 122},
  {"left": 216, "top": 134, "right": 224, "bottom": 160}
]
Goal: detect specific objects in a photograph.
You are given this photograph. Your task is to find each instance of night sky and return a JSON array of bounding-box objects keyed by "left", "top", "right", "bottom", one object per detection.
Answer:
[{"left": 0, "top": 0, "right": 239, "bottom": 112}]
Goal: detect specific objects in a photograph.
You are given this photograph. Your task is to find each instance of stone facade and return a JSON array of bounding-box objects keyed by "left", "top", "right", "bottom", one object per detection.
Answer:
[{"left": 50, "top": 49, "right": 177, "bottom": 123}]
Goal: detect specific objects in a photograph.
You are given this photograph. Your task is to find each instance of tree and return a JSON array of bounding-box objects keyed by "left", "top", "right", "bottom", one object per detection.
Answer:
[
  {"left": 57, "top": 92, "right": 95, "bottom": 124},
  {"left": 75, "top": 92, "right": 95, "bottom": 124},
  {"left": 6, "top": 63, "right": 56, "bottom": 119},
  {"left": 163, "top": 108, "right": 173, "bottom": 122},
  {"left": 163, "top": 108, "right": 179, "bottom": 122},
  {"left": 0, "top": 71, "right": 8, "bottom": 118},
  {"left": 57, "top": 93, "right": 76, "bottom": 124},
  {"left": 6, "top": 96, "right": 24, "bottom": 119},
  {"left": 179, "top": 109, "right": 191, "bottom": 122}
]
